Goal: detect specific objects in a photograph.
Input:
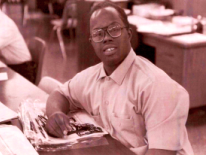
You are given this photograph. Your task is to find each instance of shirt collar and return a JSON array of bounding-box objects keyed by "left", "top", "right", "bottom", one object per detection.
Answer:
[{"left": 97, "top": 48, "right": 136, "bottom": 85}]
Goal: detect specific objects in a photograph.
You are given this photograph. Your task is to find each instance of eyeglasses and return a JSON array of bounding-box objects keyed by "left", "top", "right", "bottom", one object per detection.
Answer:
[{"left": 90, "top": 23, "right": 128, "bottom": 43}]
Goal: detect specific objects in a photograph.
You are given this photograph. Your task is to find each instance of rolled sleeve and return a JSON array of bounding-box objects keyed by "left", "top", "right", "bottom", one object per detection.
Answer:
[
  {"left": 57, "top": 79, "right": 84, "bottom": 111},
  {"left": 142, "top": 78, "right": 190, "bottom": 151}
]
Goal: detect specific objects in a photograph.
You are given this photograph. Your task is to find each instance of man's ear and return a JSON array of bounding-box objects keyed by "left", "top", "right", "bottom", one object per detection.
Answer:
[{"left": 127, "top": 27, "right": 132, "bottom": 41}]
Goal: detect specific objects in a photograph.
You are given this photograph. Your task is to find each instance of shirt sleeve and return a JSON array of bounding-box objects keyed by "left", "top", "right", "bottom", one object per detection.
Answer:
[
  {"left": 0, "top": 13, "right": 31, "bottom": 64},
  {"left": 141, "top": 77, "right": 190, "bottom": 151},
  {"left": 0, "top": 20, "right": 14, "bottom": 49},
  {"left": 57, "top": 79, "right": 84, "bottom": 111}
]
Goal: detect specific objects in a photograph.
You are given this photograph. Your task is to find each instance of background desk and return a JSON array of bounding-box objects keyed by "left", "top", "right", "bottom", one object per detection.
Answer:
[
  {"left": 139, "top": 32, "right": 206, "bottom": 108},
  {"left": 0, "top": 67, "right": 135, "bottom": 155},
  {"left": 0, "top": 67, "right": 48, "bottom": 112}
]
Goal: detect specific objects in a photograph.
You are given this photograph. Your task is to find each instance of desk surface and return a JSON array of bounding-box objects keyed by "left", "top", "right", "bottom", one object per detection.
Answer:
[
  {"left": 0, "top": 67, "right": 48, "bottom": 112},
  {"left": 0, "top": 67, "right": 135, "bottom": 155},
  {"left": 140, "top": 32, "right": 206, "bottom": 49}
]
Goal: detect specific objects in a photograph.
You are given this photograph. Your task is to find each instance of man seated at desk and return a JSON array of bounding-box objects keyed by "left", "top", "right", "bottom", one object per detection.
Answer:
[{"left": 45, "top": 1, "right": 193, "bottom": 155}]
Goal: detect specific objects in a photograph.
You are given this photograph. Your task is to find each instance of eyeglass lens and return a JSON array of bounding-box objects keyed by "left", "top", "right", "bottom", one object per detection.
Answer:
[{"left": 91, "top": 23, "right": 122, "bottom": 42}]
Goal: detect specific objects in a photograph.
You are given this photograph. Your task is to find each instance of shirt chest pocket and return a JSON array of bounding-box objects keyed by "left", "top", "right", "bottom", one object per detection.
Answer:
[
  {"left": 110, "top": 113, "right": 138, "bottom": 147},
  {"left": 111, "top": 113, "right": 134, "bottom": 129}
]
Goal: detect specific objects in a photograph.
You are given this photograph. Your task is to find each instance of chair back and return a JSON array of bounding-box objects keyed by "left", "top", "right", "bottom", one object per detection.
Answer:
[
  {"left": 38, "top": 76, "right": 63, "bottom": 94},
  {"left": 62, "top": 1, "right": 77, "bottom": 25},
  {"left": 27, "top": 37, "right": 46, "bottom": 85},
  {"left": 50, "top": 0, "right": 77, "bottom": 60}
]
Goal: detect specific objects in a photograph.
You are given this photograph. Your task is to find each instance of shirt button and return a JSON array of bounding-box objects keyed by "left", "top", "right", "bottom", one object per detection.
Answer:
[{"left": 105, "top": 100, "right": 109, "bottom": 105}]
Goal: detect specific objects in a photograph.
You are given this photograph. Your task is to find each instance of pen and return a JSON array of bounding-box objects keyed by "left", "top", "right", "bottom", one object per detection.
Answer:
[{"left": 35, "top": 118, "right": 47, "bottom": 139}]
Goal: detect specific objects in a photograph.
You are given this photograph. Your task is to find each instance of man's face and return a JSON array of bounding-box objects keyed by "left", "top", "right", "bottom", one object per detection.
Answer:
[{"left": 90, "top": 7, "right": 132, "bottom": 69}]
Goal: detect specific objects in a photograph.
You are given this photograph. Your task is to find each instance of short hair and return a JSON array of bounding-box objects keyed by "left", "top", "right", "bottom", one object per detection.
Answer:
[{"left": 89, "top": 1, "right": 130, "bottom": 28}]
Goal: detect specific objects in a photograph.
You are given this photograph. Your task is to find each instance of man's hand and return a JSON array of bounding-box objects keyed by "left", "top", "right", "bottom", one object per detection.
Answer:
[{"left": 45, "top": 111, "right": 73, "bottom": 138}]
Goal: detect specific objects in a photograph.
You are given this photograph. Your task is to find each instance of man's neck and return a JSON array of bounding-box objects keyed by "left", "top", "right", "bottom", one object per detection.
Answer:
[
  {"left": 103, "top": 48, "right": 132, "bottom": 76},
  {"left": 104, "top": 65, "right": 117, "bottom": 76}
]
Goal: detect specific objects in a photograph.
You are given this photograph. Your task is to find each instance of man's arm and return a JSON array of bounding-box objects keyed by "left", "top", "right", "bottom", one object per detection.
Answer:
[
  {"left": 146, "top": 149, "right": 176, "bottom": 155},
  {"left": 46, "top": 90, "right": 70, "bottom": 117},
  {"left": 45, "top": 90, "right": 73, "bottom": 138}
]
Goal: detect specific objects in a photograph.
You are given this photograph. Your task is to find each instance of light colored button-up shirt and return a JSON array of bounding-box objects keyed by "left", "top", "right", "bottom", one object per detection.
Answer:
[
  {"left": 0, "top": 11, "right": 31, "bottom": 65},
  {"left": 59, "top": 49, "right": 194, "bottom": 155}
]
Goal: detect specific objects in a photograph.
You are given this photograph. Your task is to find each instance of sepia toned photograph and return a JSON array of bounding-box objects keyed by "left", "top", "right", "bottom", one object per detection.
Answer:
[{"left": 0, "top": 0, "right": 205, "bottom": 154}]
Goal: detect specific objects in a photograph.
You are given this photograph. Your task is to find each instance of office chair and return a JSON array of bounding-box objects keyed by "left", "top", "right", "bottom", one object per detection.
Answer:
[
  {"left": 38, "top": 76, "right": 63, "bottom": 94},
  {"left": 23, "top": 0, "right": 33, "bottom": 26},
  {"left": 1, "top": 0, "right": 28, "bottom": 25},
  {"left": 23, "top": 0, "right": 54, "bottom": 26},
  {"left": 27, "top": 37, "right": 46, "bottom": 85},
  {"left": 50, "top": 0, "right": 77, "bottom": 60},
  {"left": 8, "top": 37, "right": 46, "bottom": 85}
]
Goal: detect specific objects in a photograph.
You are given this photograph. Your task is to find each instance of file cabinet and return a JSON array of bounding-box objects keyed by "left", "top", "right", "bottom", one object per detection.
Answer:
[{"left": 141, "top": 33, "right": 206, "bottom": 108}]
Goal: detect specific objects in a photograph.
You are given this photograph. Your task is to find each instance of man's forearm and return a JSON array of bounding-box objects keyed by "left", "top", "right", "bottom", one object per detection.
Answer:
[{"left": 46, "top": 90, "right": 70, "bottom": 117}]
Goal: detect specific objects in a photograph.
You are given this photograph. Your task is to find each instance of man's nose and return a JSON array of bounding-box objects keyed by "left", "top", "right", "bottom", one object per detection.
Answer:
[{"left": 103, "top": 31, "right": 113, "bottom": 43}]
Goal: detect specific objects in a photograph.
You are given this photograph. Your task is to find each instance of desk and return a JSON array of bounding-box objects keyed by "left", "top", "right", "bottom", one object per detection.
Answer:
[
  {"left": 139, "top": 32, "right": 206, "bottom": 108},
  {"left": 0, "top": 67, "right": 135, "bottom": 155},
  {"left": 128, "top": 15, "right": 206, "bottom": 108},
  {"left": 0, "top": 67, "right": 48, "bottom": 112}
]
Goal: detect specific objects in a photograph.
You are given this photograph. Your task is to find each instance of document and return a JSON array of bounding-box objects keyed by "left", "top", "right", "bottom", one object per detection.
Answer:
[
  {"left": 0, "top": 125, "right": 39, "bottom": 155},
  {"left": 128, "top": 15, "right": 193, "bottom": 36},
  {"left": 0, "top": 101, "right": 18, "bottom": 123},
  {"left": 19, "top": 99, "right": 108, "bottom": 151},
  {"left": 46, "top": 110, "right": 108, "bottom": 145}
]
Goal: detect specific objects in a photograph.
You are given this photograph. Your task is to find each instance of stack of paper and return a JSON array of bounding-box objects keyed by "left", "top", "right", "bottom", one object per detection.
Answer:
[
  {"left": 0, "top": 125, "right": 39, "bottom": 155},
  {"left": 128, "top": 15, "right": 193, "bottom": 36},
  {"left": 0, "top": 102, "right": 18, "bottom": 124}
]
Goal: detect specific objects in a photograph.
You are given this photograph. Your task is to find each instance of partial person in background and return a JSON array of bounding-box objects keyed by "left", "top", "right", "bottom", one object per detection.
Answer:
[
  {"left": 0, "top": 9, "right": 31, "bottom": 64},
  {"left": 0, "top": 9, "right": 37, "bottom": 83},
  {"left": 45, "top": 1, "right": 193, "bottom": 155}
]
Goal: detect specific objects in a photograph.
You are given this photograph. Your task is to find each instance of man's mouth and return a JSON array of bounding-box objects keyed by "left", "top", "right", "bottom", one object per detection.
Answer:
[{"left": 104, "top": 48, "right": 116, "bottom": 55}]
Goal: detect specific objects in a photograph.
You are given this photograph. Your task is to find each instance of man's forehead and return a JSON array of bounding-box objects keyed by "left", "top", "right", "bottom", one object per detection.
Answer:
[{"left": 90, "top": 7, "right": 119, "bottom": 20}]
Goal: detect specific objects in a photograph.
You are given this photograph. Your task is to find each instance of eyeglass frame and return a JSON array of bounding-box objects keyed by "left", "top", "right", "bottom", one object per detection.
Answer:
[{"left": 89, "top": 22, "right": 128, "bottom": 43}]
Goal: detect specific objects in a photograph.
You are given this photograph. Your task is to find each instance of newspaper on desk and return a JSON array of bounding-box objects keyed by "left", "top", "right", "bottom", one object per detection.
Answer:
[{"left": 18, "top": 99, "right": 108, "bottom": 152}]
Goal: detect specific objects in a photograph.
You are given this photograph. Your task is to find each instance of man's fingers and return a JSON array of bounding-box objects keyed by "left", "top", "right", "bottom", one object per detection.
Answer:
[
  {"left": 55, "top": 114, "right": 69, "bottom": 137},
  {"left": 45, "top": 112, "right": 76, "bottom": 138},
  {"left": 45, "top": 113, "right": 67, "bottom": 138},
  {"left": 64, "top": 117, "right": 75, "bottom": 134},
  {"left": 46, "top": 119, "right": 64, "bottom": 138}
]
